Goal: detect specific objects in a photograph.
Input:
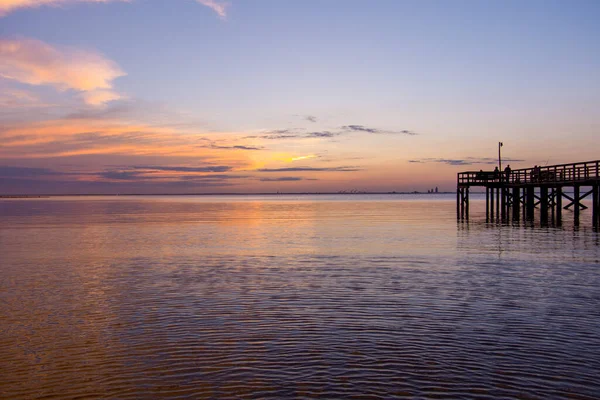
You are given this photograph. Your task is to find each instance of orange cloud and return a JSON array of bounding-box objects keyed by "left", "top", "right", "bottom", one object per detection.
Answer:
[
  {"left": 81, "top": 89, "right": 124, "bottom": 106},
  {"left": 0, "top": 37, "right": 125, "bottom": 105},
  {"left": 0, "top": 118, "right": 258, "bottom": 174}
]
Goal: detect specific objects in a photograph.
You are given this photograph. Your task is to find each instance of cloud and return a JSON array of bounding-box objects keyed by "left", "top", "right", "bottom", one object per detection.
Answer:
[
  {"left": 248, "top": 125, "right": 416, "bottom": 141},
  {"left": 131, "top": 165, "right": 233, "bottom": 173},
  {"left": 180, "top": 174, "right": 247, "bottom": 181},
  {"left": 0, "top": 37, "right": 125, "bottom": 105},
  {"left": 258, "top": 166, "right": 361, "bottom": 172},
  {"left": 98, "top": 169, "right": 242, "bottom": 182},
  {"left": 245, "top": 129, "right": 301, "bottom": 140},
  {"left": 0, "top": 88, "right": 51, "bottom": 111},
  {"left": 0, "top": 0, "right": 229, "bottom": 18},
  {"left": 209, "top": 144, "right": 264, "bottom": 151},
  {"left": 408, "top": 157, "right": 524, "bottom": 166},
  {"left": 0, "top": 0, "right": 122, "bottom": 17},
  {"left": 0, "top": 118, "right": 256, "bottom": 170},
  {"left": 342, "top": 125, "right": 418, "bottom": 135},
  {"left": 290, "top": 155, "right": 317, "bottom": 162},
  {"left": 259, "top": 177, "right": 306, "bottom": 182},
  {"left": 99, "top": 170, "right": 146, "bottom": 180},
  {"left": 306, "top": 131, "right": 338, "bottom": 138},
  {"left": 247, "top": 129, "right": 339, "bottom": 140},
  {"left": 81, "top": 89, "right": 123, "bottom": 106},
  {"left": 305, "top": 115, "right": 317, "bottom": 123},
  {"left": 195, "top": 0, "right": 228, "bottom": 18},
  {"left": 0, "top": 165, "right": 66, "bottom": 177}
]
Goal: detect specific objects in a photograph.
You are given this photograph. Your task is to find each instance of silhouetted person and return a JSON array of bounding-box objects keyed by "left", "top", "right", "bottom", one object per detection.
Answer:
[
  {"left": 493, "top": 166, "right": 500, "bottom": 181},
  {"left": 504, "top": 165, "right": 511, "bottom": 183}
]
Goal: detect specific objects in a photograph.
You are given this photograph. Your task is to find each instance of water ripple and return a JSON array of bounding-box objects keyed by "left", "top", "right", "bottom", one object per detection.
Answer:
[{"left": 1, "top": 196, "right": 599, "bottom": 399}]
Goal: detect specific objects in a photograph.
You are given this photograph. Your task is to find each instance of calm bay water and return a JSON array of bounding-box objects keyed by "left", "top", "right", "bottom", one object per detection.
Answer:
[{"left": 1, "top": 194, "right": 599, "bottom": 399}]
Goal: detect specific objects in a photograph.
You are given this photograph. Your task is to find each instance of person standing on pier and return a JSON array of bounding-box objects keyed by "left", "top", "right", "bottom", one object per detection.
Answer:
[
  {"left": 494, "top": 166, "right": 500, "bottom": 181},
  {"left": 504, "top": 165, "right": 511, "bottom": 183}
]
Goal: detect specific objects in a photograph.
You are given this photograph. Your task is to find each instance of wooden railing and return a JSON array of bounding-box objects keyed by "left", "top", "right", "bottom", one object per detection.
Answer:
[{"left": 458, "top": 160, "right": 600, "bottom": 186}]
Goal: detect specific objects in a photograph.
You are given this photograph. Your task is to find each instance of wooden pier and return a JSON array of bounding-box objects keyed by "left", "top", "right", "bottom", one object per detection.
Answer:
[{"left": 457, "top": 160, "right": 600, "bottom": 227}]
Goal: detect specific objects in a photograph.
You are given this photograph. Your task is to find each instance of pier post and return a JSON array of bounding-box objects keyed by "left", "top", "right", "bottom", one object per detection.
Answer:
[
  {"left": 512, "top": 187, "right": 520, "bottom": 222},
  {"left": 593, "top": 184, "right": 599, "bottom": 228},
  {"left": 540, "top": 186, "right": 548, "bottom": 226},
  {"left": 556, "top": 186, "right": 562, "bottom": 226},
  {"left": 500, "top": 187, "right": 506, "bottom": 222},
  {"left": 496, "top": 186, "right": 500, "bottom": 222},
  {"left": 456, "top": 188, "right": 460, "bottom": 220},
  {"left": 526, "top": 186, "right": 535, "bottom": 221},
  {"left": 574, "top": 185, "right": 580, "bottom": 226},
  {"left": 522, "top": 190, "right": 526, "bottom": 222},
  {"left": 485, "top": 187, "right": 490, "bottom": 222},
  {"left": 490, "top": 187, "right": 495, "bottom": 222},
  {"left": 465, "top": 187, "right": 469, "bottom": 221}
]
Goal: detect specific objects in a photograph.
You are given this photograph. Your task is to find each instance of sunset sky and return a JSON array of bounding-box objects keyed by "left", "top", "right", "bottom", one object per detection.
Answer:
[{"left": 1, "top": 0, "right": 599, "bottom": 194}]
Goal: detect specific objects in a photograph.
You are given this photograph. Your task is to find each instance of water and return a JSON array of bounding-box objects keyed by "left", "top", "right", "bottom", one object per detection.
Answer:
[{"left": 1, "top": 194, "right": 599, "bottom": 399}]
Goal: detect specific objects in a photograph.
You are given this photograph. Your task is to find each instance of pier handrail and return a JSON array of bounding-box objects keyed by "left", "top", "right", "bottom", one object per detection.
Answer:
[{"left": 458, "top": 159, "right": 600, "bottom": 186}]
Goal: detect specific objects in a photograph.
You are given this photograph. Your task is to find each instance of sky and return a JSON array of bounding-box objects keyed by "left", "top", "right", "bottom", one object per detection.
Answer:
[{"left": 1, "top": 0, "right": 599, "bottom": 194}]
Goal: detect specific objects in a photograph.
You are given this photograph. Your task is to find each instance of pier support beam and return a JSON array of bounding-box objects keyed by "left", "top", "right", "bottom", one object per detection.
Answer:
[
  {"left": 465, "top": 187, "right": 469, "bottom": 221},
  {"left": 496, "top": 186, "right": 500, "bottom": 222},
  {"left": 512, "top": 187, "right": 520, "bottom": 222},
  {"left": 485, "top": 187, "right": 490, "bottom": 222},
  {"left": 500, "top": 187, "right": 506, "bottom": 222},
  {"left": 457, "top": 187, "right": 469, "bottom": 221},
  {"left": 456, "top": 188, "right": 460, "bottom": 220},
  {"left": 593, "top": 184, "right": 599, "bottom": 228},
  {"left": 526, "top": 186, "right": 535, "bottom": 221},
  {"left": 540, "top": 186, "right": 548, "bottom": 226},
  {"left": 490, "top": 187, "right": 495, "bottom": 222},
  {"left": 574, "top": 185, "right": 580, "bottom": 226},
  {"left": 556, "top": 186, "right": 562, "bottom": 226}
]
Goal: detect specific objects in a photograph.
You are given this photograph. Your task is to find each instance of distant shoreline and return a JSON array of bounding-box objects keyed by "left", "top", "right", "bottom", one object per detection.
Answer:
[{"left": 0, "top": 192, "right": 456, "bottom": 198}]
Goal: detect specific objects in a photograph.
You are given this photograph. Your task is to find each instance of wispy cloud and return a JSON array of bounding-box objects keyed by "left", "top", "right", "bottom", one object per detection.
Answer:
[
  {"left": 0, "top": 0, "right": 122, "bottom": 17},
  {"left": 258, "top": 166, "right": 361, "bottom": 172},
  {"left": 248, "top": 125, "right": 417, "bottom": 141},
  {"left": 131, "top": 165, "right": 233, "bottom": 173},
  {"left": 342, "top": 125, "right": 418, "bottom": 135},
  {"left": 0, "top": 0, "right": 229, "bottom": 18},
  {"left": 195, "top": 0, "right": 228, "bottom": 18},
  {"left": 0, "top": 88, "right": 51, "bottom": 111},
  {"left": 0, "top": 37, "right": 125, "bottom": 105},
  {"left": 247, "top": 129, "right": 339, "bottom": 140},
  {"left": 245, "top": 129, "right": 301, "bottom": 140},
  {"left": 408, "top": 157, "right": 524, "bottom": 166},
  {"left": 0, "top": 165, "right": 69, "bottom": 177},
  {"left": 0, "top": 118, "right": 255, "bottom": 169},
  {"left": 306, "top": 131, "right": 338, "bottom": 138},
  {"left": 259, "top": 177, "right": 308, "bottom": 182},
  {"left": 209, "top": 144, "right": 263, "bottom": 151}
]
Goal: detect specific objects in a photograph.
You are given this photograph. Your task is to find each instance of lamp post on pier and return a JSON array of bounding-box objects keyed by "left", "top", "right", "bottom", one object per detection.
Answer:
[{"left": 498, "top": 142, "right": 503, "bottom": 171}]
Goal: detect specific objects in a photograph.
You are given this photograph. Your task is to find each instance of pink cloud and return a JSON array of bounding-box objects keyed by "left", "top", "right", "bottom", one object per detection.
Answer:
[
  {"left": 0, "top": 0, "right": 125, "bottom": 17},
  {"left": 196, "top": 0, "right": 228, "bottom": 18},
  {"left": 0, "top": 0, "right": 229, "bottom": 17},
  {"left": 0, "top": 37, "right": 125, "bottom": 105}
]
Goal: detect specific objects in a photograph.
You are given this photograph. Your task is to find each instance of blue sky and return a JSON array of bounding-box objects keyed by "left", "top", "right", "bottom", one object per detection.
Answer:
[{"left": 1, "top": 0, "right": 599, "bottom": 194}]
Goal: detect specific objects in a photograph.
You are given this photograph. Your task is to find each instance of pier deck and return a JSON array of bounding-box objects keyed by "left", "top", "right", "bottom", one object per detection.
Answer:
[{"left": 457, "top": 160, "right": 600, "bottom": 227}]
